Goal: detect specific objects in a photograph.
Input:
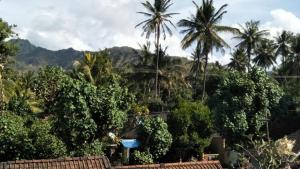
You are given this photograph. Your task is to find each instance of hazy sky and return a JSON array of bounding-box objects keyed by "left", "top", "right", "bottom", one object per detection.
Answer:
[{"left": 1, "top": 0, "right": 300, "bottom": 64}]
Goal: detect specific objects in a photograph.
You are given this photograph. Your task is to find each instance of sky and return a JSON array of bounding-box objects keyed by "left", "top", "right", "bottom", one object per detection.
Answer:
[{"left": 1, "top": 0, "right": 300, "bottom": 64}]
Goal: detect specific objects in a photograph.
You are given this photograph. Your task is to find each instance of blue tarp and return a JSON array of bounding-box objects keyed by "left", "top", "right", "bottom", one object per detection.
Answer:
[{"left": 121, "top": 139, "right": 140, "bottom": 148}]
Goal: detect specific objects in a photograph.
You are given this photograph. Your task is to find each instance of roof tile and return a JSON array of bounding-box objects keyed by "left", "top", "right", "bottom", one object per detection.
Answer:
[
  {"left": 0, "top": 156, "right": 110, "bottom": 169},
  {"left": 114, "top": 161, "right": 223, "bottom": 169}
]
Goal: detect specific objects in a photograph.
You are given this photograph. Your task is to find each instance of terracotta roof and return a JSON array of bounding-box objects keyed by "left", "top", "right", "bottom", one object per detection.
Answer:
[
  {"left": 287, "top": 130, "right": 300, "bottom": 153},
  {"left": 114, "top": 161, "right": 223, "bottom": 169},
  {"left": 0, "top": 156, "right": 111, "bottom": 169}
]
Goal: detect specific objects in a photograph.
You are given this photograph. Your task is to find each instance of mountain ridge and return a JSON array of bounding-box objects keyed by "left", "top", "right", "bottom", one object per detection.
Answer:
[{"left": 9, "top": 39, "right": 189, "bottom": 71}]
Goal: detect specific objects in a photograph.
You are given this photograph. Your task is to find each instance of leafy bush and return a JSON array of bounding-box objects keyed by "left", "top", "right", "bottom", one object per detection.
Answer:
[
  {"left": 168, "top": 100, "right": 213, "bottom": 160},
  {"left": 72, "top": 139, "right": 104, "bottom": 157},
  {"left": 33, "top": 66, "right": 68, "bottom": 109},
  {"left": 212, "top": 68, "right": 283, "bottom": 144},
  {"left": 7, "top": 96, "right": 32, "bottom": 115},
  {"left": 52, "top": 75, "right": 133, "bottom": 154},
  {"left": 29, "top": 120, "right": 67, "bottom": 159},
  {"left": 0, "top": 113, "right": 31, "bottom": 161},
  {"left": 131, "top": 150, "right": 154, "bottom": 165},
  {"left": 138, "top": 117, "right": 172, "bottom": 161}
]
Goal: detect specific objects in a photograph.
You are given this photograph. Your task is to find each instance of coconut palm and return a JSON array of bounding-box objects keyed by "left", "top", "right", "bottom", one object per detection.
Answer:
[
  {"left": 136, "top": 0, "right": 178, "bottom": 98},
  {"left": 275, "top": 31, "right": 293, "bottom": 67},
  {"left": 158, "top": 46, "right": 190, "bottom": 97},
  {"left": 73, "top": 52, "right": 97, "bottom": 84},
  {"left": 287, "top": 34, "right": 300, "bottom": 76},
  {"left": 227, "top": 48, "right": 248, "bottom": 72},
  {"left": 253, "top": 39, "right": 277, "bottom": 71},
  {"left": 177, "top": 0, "right": 238, "bottom": 100},
  {"left": 128, "top": 42, "right": 156, "bottom": 97},
  {"left": 234, "top": 20, "right": 269, "bottom": 71}
]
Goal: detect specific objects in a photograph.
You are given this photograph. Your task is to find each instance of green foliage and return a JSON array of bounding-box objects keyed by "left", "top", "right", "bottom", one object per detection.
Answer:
[
  {"left": 51, "top": 76, "right": 98, "bottom": 152},
  {"left": 0, "top": 113, "right": 67, "bottom": 161},
  {"left": 168, "top": 100, "right": 213, "bottom": 160},
  {"left": 212, "top": 68, "right": 283, "bottom": 144},
  {"left": 73, "top": 51, "right": 116, "bottom": 86},
  {"left": 0, "top": 18, "right": 16, "bottom": 64},
  {"left": 131, "top": 150, "right": 154, "bottom": 165},
  {"left": 138, "top": 117, "right": 172, "bottom": 161},
  {"left": 73, "top": 139, "right": 104, "bottom": 157},
  {"left": 0, "top": 113, "right": 31, "bottom": 161},
  {"left": 29, "top": 120, "right": 67, "bottom": 159},
  {"left": 7, "top": 96, "right": 32, "bottom": 115},
  {"left": 33, "top": 66, "right": 68, "bottom": 109},
  {"left": 52, "top": 74, "right": 133, "bottom": 154}
]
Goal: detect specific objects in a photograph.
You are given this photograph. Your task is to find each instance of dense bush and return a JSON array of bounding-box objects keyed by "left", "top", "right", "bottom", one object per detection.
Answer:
[
  {"left": 168, "top": 100, "right": 213, "bottom": 160},
  {"left": 212, "top": 68, "right": 283, "bottom": 144},
  {"left": 131, "top": 150, "right": 154, "bottom": 165},
  {"left": 7, "top": 96, "right": 32, "bottom": 115},
  {"left": 0, "top": 113, "right": 31, "bottom": 161},
  {"left": 138, "top": 117, "right": 172, "bottom": 161},
  {"left": 0, "top": 113, "right": 66, "bottom": 161},
  {"left": 52, "top": 75, "right": 133, "bottom": 154},
  {"left": 28, "top": 120, "right": 67, "bottom": 159}
]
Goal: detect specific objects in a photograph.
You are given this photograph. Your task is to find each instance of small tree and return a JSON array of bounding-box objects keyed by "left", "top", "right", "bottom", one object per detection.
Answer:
[
  {"left": 138, "top": 117, "right": 172, "bottom": 161},
  {"left": 212, "top": 68, "right": 283, "bottom": 144},
  {"left": 168, "top": 100, "right": 213, "bottom": 160},
  {"left": 51, "top": 75, "right": 133, "bottom": 155}
]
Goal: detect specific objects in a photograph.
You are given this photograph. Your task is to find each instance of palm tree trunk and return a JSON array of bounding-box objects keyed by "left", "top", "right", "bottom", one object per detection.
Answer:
[
  {"left": 0, "top": 67, "right": 3, "bottom": 112},
  {"left": 202, "top": 53, "right": 208, "bottom": 101},
  {"left": 193, "top": 42, "right": 201, "bottom": 97},
  {"left": 155, "top": 24, "right": 160, "bottom": 98},
  {"left": 247, "top": 45, "right": 251, "bottom": 72}
]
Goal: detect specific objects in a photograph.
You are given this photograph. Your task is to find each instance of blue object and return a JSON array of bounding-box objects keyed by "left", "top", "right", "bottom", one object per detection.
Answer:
[{"left": 121, "top": 139, "right": 140, "bottom": 148}]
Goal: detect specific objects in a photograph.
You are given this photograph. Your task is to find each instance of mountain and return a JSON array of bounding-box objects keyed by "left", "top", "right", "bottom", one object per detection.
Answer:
[
  {"left": 10, "top": 39, "right": 83, "bottom": 70},
  {"left": 9, "top": 39, "right": 189, "bottom": 71},
  {"left": 10, "top": 39, "right": 143, "bottom": 70}
]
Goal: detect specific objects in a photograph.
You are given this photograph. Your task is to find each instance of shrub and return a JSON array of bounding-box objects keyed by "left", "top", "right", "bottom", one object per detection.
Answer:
[
  {"left": 212, "top": 68, "right": 283, "bottom": 144},
  {"left": 29, "top": 120, "right": 67, "bottom": 159},
  {"left": 131, "top": 150, "right": 154, "bottom": 165},
  {"left": 139, "top": 117, "right": 172, "bottom": 161},
  {"left": 168, "top": 100, "right": 213, "bottom": 160},
  {"left": 0, "top": 113, "right": 31, "bottom": 161}
]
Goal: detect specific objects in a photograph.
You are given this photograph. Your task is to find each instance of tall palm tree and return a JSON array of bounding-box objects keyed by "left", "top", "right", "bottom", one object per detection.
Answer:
[
  {"left": 287, "top": 34, "right": 300, "bottom": 76},
  {"left": 253, "top": 39, "right": 277, "bottom": 71},
  {"left": 234, "top": 20, "right": 269, "bottom": 71},
  {"left": 177, "top": 0, "right": 238, "bottom": 101},
  {"left": 275, "top": 31, "right": 293, "bottom": 67},
  {"left": 227, "top": 48, "right": 247, "bottom": 72},
  {"left": 136, "top": 0, "right": 178, "bottom": 98}
]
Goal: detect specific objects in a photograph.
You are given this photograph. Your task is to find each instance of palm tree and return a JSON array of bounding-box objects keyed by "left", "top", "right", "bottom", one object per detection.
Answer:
[
  {"left": 136, "top": 0, "right": 178, "bottom": 98},
  {"left": 253, "top": 39, "right": 277, "bottom": 71},
  {"left": 138, "top": 41, "right": 153, "bottom": 66},
  {"left": 227, "top": 48, "right": 247, "bottom": 72},
  {"left": 73, "top": 52, "right": 97, "bottom": 84},
  {"left": 234, "top": 20, "right": 269, "bottom": 71},
  {"left": 128, "top": 42, "right": 156, "bottom": 97},
  {"left": 275, "top": 31, "right": 293, "bottom": 67},
  {"left": 177, "top": 0, "right": 238, "bottom": 101},
  {"left": 287, "top": 34, "right": 300, "bottom": 76}
]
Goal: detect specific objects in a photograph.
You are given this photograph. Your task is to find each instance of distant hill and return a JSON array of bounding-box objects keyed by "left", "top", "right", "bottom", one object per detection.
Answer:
[{"left": 9, "top": 39, "right": 189, "bottom": 71}]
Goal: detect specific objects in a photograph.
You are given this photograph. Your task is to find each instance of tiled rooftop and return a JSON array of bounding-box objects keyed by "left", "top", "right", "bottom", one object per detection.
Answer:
[
  {"left": 114, "top": 161, "right": 223, "bottom": 169},
  {"left": 0, "top": 156, "right": 111, "bottom": 169}
]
